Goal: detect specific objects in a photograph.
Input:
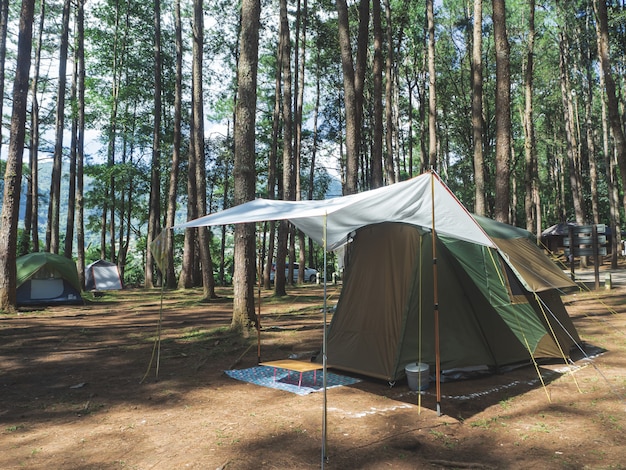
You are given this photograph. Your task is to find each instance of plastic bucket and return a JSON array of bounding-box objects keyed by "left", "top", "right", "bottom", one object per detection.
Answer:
[{"left": 405, "top": 362, "right": 430, "bottom": 391}]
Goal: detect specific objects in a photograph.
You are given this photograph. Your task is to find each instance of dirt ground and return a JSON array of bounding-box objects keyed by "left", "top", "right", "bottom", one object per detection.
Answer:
[{"left": 1, "top": 278, "right": 625, "bottom": 470}]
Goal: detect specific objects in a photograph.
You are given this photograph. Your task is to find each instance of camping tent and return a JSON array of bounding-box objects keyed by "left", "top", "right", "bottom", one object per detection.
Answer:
[
  {"left": 175, "top": 171, "right": 582, "bottom": 405},
  {"left": 16, "top": 252, "right": 83, "bottom": 306},
  {"left": 85, "top": 259, "right": 123, "bottom": 291},
  {"left": 175, "top": 171, "right": 584, "bottom": 461},
  {"left": 325, "top": 217, "right": 580, "bottom": 382}
]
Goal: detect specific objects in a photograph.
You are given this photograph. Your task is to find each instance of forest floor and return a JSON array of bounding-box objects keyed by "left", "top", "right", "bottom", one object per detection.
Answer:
[{"left": 1, "top": 272, "right": 625, "bottom": 469}]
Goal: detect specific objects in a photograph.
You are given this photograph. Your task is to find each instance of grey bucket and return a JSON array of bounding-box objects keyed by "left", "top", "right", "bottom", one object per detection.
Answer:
[{"left": 405, "top": 362, "right": 430, "bottom": 391}]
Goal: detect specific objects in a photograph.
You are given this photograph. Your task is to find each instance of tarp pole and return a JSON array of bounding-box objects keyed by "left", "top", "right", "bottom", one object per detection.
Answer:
[
  {"left": 431, "top": 172, "right": 442, "bottom": 416},
  {"left": 322, "top": 212, "right": 328, "bottom": 467},
  {"left": 256, "top": 227, "right": 262, "bottom": 364}
]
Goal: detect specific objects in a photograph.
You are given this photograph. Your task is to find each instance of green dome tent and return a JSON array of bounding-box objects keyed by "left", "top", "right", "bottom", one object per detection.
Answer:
[{"left": 16, "top": 252, "right": 83, "bottom": 306}]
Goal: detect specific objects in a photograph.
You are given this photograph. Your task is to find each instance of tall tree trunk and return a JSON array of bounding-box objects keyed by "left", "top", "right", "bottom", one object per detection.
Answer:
[
  {"left": 275, "top": 0, "right": 293, "bottom": 295},
  {"left": 294, "top": 0, "right": 306, "bottom": 203},
  {"left": 523, "top": 0, "right": 537, "bottom": 234},
  {"left": 584, "top": 10, "right": 599, "bottom": 226},
  {"left": 46, "top": 0, "right": 71, "bottom": 254},
  {"left": 0, "top": 0, "right": 9, "bottom": 167},
  {"left": 64, "top": 35, "right": 79, "bottom": 259},
  {"left": 426, "top": 0, "right": 437, "bottom": 170},
  {"left": 594, "top": 0, "right": 626, "bottom": 223},
  {"left": 178, "top": 154, "right": 198, "bottom": 288},
  {"left": 76, "top": 0, "right": 86, "bottom": 287},
  {"left": 165, "top": 0, "right": 183, "bottom": 289},
  {"left": 102, "top": 0, "right": 126, "bottom": 261},
  {"left": 24, "top": 0, "right": 45, "bottom": 254},
  {"left": 295, "top": 0, "right": 308, "bottom": 284},
  {"left": 384, "top": 0, "right": 395, "bottom": 184},
  {"left": 492, "top": 0, "right": 511, "bottom": 223},
  {"left": 146, "top": 0, "right": 162, "bottom": 287},
  {"left": 231, "top": 0, "right": 260, "bottom": 332},
  {"left": 264, "top": 37, "right": 283, "bottom": 289},
  {"left": 595, "top": 7, "right": 620, "bottom": 267},
  {"left": 307, "top": 48, "right": 321, "bottom": 267},
  {"left": 0, "top": 0, "right": 35, "bottom": 311},
  {"left": 192, "top": 0, "right": 216, "bottom": 300},
  {"left": 371, "top": 0, "right": 383, "bottom": 188},
  {"left": 472, "top": 0, "right": 485, "bottom": 215},
  {"left": 558, "top": 29, "right": 585, "bottom": 224},
  {"left": 336, "top": 0, "right": 363, "bottom": 194}
]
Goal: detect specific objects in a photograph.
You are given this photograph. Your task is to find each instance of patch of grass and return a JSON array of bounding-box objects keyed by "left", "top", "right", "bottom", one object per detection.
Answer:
[
  {"left": 499, "top": 397, "right": 514, "bottom": 409},
  {"left": 428, "top": 430, "right": 457, "bottom": 449},
  {"left": 5, "top": 424, "right": 25, "bottom": 433},
  {"left": 530, "top": 422, "right": 552, "bottom": 433},
  {"left": 469, "top": 417, "right": 499, "bottom": 429}
]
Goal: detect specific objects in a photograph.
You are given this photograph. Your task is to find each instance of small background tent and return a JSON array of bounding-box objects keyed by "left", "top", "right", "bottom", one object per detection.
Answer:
[
  {"left": 85, "top": 260, "right": 123, "bottom": 291},
  {"left": 16, "top": 252, "right": 83, "bottom": 306},
  {"left": 325, "top": 217, "right": 581, "bottom": 382}
]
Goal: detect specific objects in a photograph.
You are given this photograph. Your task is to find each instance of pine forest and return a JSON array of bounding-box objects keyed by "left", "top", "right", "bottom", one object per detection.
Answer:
[{"left": 0, "top": 0, "right": 625, "bottom": 321}]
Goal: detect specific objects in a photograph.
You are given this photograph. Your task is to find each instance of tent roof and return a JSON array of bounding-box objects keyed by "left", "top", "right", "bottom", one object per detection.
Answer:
[
  {"left": 16, "top": 252, "right": 81, "bottom": 291},
  {"left": 541, "top": 222, "right": 577, "bottom": 237},
  {"left": 86, "top": 259, "right": 118, "bottom": 269},
  {"left": 175, "top": 172, "right": 495, "bottom": 250},
  {"left": 473, "top": 215, "right": 575, "bottom": 292}
]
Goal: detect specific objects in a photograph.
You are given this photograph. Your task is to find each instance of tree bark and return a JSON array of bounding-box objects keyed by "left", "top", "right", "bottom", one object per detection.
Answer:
[
  {"left": 0, "top": 0, "right": 35, "bottom": 311},
  {"left": 427, "top": 0, "right": 437, "bottom": 170},
  {"left": 64, "top": 34, "right": 79, "bottom": 259},
  {"left": 384, "top": 0, "right": 395, "bottom": 184},
  {"left": 336, "top": 0, "right": 365, "bottom": 194},
  {"left": 76, "top": 0, "right": 86, "bottom": 287},
  {"left": 275, "top": 0, "right": 294, "bottom": 295},
  {"left": 164, "top": 0, "right": 183, "bottom": 289},
  {"left": 594, "top": 4, "right": 620, "bottom": 267},
  {"left": 472, "top": 0, "right": 485, "bottom": 216},
  {"left": 264, "top": 33, "right": 282, "bottom": 289},
  {"left": 522, "top": 0, "right": 537, "bottom": 234},
  {"left": 558, "top": 28, "right": 585, "bottom": 224},
  {"left": 492, "top": 0, "right": 511, "bottom": 224},
  {"left": 23, "top": 0, "right": 45, "bottom": 255},
  {"left": 192, "top": 0, "right": 216, "bottom": 299},
  {"left": 370, "top": 0, "right": 383, "bottom": 188},
  {"left": 46, "top": 0, "right": 71, "bottom": 254},
  {"left": 0, "top": 0, "right": 8, "bottom": 158},
  {"left": 231, "top": 0, "right": 260, "bottom": 331},
  {"left": 146, "top": 0, "right": 162, "bottom": 287},
  {"left": 594, "top": 0, "right": 626, "bottom": 225}
]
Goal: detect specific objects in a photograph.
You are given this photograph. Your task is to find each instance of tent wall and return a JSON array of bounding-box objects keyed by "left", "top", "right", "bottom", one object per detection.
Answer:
[
  {"left": 85, "top": 260, "right": 123, "bottom": 291},
  {"left": 326, "top": 223, "right": 420, "bottom": 380},
  {"left": 16, "top": 279, "right": 83, "bottom": 306}
]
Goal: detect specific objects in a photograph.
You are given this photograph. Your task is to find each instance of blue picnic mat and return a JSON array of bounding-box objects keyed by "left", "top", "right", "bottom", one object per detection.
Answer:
[{"left": 225, "top": 365, "right": 361, "bottom": 396}]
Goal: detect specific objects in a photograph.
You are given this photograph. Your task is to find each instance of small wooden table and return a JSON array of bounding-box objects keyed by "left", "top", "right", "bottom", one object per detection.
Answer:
[{"left": 260, "top": 359, "right": 324, "bottom": 388}]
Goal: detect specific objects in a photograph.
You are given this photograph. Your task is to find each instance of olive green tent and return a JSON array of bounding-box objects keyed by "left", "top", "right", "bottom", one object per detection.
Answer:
[
  {"left": 325, "top": 217, "right": 581, "bottom": 382},
  {"left": 16, "top": 252, "right": 83, "bottom": 306}
]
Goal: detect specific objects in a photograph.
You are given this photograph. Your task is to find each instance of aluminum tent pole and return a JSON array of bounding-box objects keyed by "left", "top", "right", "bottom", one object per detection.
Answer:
[
  {"left": 321, "top": 212, "right": 328, "bottom": 467},
  {"left": 431, "top": 172, "right": 442, "bottom": 417}
]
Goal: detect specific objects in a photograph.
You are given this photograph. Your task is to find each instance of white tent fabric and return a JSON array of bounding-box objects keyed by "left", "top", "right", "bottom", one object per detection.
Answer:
[
  {"left": 85, "top": 260, "right": 123, "bottom": 291},
  {"left": 174, "top": 172, "right": 495, "bottom": 250}
]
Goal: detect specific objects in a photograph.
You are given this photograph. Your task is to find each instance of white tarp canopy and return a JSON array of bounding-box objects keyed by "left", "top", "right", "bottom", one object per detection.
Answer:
[{"left": 174, "top": 172, "right": 494, "bottom": 250}]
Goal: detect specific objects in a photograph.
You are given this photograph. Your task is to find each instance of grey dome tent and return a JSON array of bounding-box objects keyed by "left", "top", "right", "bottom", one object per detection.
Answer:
[{"left": 85, "top": 260, "right": 123, "bottom": 291}]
